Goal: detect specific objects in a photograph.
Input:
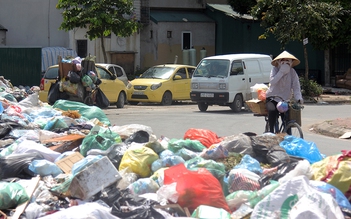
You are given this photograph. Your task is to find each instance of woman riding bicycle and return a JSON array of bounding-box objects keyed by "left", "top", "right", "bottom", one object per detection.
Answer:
[{"left": 265, "top": 51, "right": 304, "bottom": 133}]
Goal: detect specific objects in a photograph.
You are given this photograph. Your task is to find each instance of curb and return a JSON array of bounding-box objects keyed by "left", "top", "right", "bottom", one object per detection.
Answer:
[{"left": 311, "top": 121, "right": 351, "bottom": 139}]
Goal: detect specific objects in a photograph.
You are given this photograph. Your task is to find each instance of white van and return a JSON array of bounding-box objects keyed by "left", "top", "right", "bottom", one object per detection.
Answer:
[{"left": 190, "top": 53, "right": 272, "bottom": 112}]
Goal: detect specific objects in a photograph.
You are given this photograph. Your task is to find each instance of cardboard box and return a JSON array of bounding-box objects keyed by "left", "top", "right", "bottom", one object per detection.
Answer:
[
  {"left": 246, "top": 99, "right": 267, "bottom": 115},
  {"left": 67, "top": 156, "right": 122, "bottom": 200},
  {"left": 55, "top": 152, "right": 84, "bottom": 174}
]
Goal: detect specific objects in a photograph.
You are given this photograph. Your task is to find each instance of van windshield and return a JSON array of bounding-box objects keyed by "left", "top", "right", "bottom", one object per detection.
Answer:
[{"left": 193, "top": 60, "right": 230, "bottom": 78}]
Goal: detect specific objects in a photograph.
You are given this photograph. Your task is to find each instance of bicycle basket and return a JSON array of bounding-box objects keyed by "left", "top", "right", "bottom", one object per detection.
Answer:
[{"left": 288, "top": 104, "right": 302, "bottom": 126}]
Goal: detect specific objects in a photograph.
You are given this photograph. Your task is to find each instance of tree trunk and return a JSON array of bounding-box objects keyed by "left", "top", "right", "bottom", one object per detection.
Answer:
[
  {"left": 100, "top": 36, "right": 108, "bottom": 63},
  {"left": 303, "top": 43, "right": 309, "bottom": 81}
]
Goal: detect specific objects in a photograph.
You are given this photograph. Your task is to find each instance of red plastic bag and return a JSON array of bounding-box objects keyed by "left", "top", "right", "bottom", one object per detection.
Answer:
[
  {"left": 183, "top": 128, "right": 222, "bottom": 148},
  {"left": 164, "top": 164, "right": 231, "bottom": 213},
  {"left": 257, "top": 88, "right": 266, "bottom": 101}
]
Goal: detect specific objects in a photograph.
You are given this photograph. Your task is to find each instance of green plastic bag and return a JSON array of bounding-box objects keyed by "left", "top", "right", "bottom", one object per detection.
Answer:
[
  {"left": 52, "top": 99, "right": 111, "bottom": 126},
  {"left": 168, "top": 139, "right": 206, "bottom": 153},
  {"left": 0, "top": 182, "right": 29, "bottom": 210},
  {"left": 185, "top": 156, "right": 226, "bottom": 180},
  {"left": 80, "top": 125, "right": 122, "bottom": 156}
]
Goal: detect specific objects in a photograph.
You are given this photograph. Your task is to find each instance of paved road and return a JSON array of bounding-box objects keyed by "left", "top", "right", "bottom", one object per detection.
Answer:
[{"left": 104, "top": 102, "right": 351, "bottom": 156}]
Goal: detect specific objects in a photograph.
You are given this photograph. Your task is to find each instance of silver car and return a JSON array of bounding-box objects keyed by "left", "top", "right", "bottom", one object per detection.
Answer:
[{"left": 96, "top": 63, "right": 129, "bottom": 86}]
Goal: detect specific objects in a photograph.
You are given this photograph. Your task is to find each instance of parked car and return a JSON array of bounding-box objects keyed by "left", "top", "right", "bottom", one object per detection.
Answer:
[
  {"left": 95, "top": 63, "right": 129, "bottom": 86},
  {"left": 126, "top": 64, "right": 196, "bottom": 105},
  {"left": 39, "top": 64, "right": 127, "bottom": 108}
]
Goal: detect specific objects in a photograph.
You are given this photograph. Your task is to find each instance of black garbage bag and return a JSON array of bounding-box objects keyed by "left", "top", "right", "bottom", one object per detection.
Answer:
[
  {"left": 95, "top": 87, "right": 110, "bottom": 109},
  {"left": 258, "top": 161, "right": 298, "bottom": 187},
  {"left": 124, "top": 130, "right": 150, "bottom": 145},
  {"left": 251, "top": 134, "right": 290, "bottom": 166},
  {"left": 111, "top": 188, "right": 165, "bottom": 219},
  {"left": 48, "top": 81, "right": 60, "bottom": 105},
  {"left": 0, "top": 152, "right": 44, "bottom": 180},
  {"left": 87, "top": 143, "right": 129, "bottom": 169}
]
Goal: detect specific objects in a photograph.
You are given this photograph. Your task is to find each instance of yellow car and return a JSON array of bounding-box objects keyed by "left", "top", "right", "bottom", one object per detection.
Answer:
[
  {"left": 127, "top": 64, "right": 196, "bottom": 105},
  {"left": 39, "top": 64, "right": 127, "bottom": 108}
]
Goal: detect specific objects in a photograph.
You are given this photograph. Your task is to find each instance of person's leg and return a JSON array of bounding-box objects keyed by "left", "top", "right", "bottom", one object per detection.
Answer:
[{"left": 266, "top": 100, "right": 278, "bottom": 133}]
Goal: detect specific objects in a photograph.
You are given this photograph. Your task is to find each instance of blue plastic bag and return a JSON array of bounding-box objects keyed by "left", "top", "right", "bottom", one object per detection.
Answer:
[
  {"left": 279, "top": 135, "right": 325, "bottom": 164},
  {"left": 233, "top": 154, "right": 263, "bottom": 174}
]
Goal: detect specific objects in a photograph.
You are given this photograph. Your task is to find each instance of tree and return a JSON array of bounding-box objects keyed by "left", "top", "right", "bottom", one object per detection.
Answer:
[
  {"left": 56, "top": 0, "right": 139, "bottom": 63},
  {"left": 250, "top": 0, "right": 345, "bottom": 80}
]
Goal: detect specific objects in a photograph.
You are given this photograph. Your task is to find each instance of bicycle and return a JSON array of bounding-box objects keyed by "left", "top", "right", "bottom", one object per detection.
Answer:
[{"left": 254, "top": 96, "right": 304, "bottom": 139}]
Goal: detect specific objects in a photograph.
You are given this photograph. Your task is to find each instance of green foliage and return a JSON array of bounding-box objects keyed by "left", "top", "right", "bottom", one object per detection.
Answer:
[
  {"left": 250, "top": 0, "right": 345, "bottom": 50},
  {"left": 299, "top": 77, "right": 323, "bottom": 98},
  {"left": 56, "top": 0, "right": 139, "bottom": 39},
  {"left": 56, "top": 0, "right": 140, "bottom": 62}
]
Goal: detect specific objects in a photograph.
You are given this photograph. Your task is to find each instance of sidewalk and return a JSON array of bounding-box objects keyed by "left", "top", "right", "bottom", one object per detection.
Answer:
[{"left": 309, "top": 87, "right": 351, "bottom": 139}]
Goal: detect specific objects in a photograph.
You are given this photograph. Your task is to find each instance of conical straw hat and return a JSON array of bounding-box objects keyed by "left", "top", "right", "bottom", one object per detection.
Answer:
[{"left": 271, "top": 51, "right": 300, "bottom": 67}]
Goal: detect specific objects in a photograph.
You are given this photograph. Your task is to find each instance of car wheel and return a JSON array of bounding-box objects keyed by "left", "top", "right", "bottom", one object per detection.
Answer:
[
  {"left": 116, "top": 92, "right": 125, "bottom": 108},
  {"left": 198, "top": 102, "right": 208, "bottom": 112},
  {"left": 161, "top": 91, "right": 172, "bottom": 106},
  {"left": 129, "top": 101, "right": 139, "bottom": 105},
  {"left": 230, "top": 94, "right": 243, "bottom": 112}
]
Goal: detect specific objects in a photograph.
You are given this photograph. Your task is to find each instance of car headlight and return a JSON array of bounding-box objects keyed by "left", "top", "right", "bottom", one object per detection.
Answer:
[
  {"left": 126, "top": 82, "right": 132, "bottom": 89},
  {"left": 150, "top": 83, "right": 162, "bottom": 90},
  {"left": 192, "top": 83, "right": 198, "bottom": 89},
  {"left": 219, "top": 83, "right": 226, "bottom": 90}
]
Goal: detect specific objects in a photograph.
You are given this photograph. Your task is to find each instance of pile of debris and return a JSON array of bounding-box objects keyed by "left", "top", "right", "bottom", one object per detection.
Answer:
[{"left": 0, "top": 81, "right": 350, "bottom": 219}]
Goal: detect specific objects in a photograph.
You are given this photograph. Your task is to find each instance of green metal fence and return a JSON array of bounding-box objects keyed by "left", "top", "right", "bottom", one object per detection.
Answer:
[{"left": 0, "top": 47, "right": 41, "bottom": 87}]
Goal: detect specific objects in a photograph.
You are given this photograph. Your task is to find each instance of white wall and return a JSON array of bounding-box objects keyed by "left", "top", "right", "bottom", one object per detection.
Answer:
[{"left": 0, "top": 0, "right": 70, "bottom": 48}]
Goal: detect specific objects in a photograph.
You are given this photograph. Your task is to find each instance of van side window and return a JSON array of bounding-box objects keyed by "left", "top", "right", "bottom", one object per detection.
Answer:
[{"left": 231, "top": 61, "right": 244, "bottom": 75}]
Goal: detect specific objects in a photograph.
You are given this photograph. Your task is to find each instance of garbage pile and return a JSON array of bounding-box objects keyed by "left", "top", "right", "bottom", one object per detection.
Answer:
[{"left": 0, "top": 82, "right": 351, "bottom": 219}]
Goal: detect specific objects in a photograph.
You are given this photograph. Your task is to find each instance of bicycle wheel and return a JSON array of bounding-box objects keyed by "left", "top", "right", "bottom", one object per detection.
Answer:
[{"left": 283, "top": 122, "right": 303, "bottom": 139}]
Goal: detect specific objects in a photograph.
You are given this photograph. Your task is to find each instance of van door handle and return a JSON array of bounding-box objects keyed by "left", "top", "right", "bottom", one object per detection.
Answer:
[
  {"left": 242, "top": 78, "right": 245, "bottom": 81},
  {"left": 249, "top": 78, "right": 251, "bottom": 82}
]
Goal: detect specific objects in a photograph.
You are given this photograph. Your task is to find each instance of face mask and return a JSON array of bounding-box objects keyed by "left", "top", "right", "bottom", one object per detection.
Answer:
[{"left": 279, "top": 59, "right": 293, "bottom": 67}]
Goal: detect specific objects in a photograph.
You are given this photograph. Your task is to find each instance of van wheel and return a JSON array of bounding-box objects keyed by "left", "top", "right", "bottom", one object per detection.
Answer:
[
  {"left": 161, "top": 91, "right": 172, "bottom": 105},
  {"left": 198, "top": 102, "right": 208, "bottom": 112},
  {"left": 230, "top": 95, "right": 243, "bottom": 112},
  {"left": 116, "top": 92, "right": 125, "bottom": 108}
]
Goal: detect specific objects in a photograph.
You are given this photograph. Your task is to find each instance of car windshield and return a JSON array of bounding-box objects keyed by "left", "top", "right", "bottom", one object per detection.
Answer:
[
  {"left": 193, "top": 59, "right": 230, "bottom": 78},
  {"left": 140, "top": 66, "right": 175, "bottom": 79},
  {"left": 44, "top": 67, "right": 59, "bottom": 79}
]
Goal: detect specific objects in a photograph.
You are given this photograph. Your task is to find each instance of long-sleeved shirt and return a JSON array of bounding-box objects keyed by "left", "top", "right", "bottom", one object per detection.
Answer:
[{"left": 265, "top": 65, "right": 303, "bottom": 102}]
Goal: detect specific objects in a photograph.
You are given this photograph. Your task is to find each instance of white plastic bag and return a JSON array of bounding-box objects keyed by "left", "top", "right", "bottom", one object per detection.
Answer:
[{"left": 250, "top": 175, "right": 344, "bottom": 219}]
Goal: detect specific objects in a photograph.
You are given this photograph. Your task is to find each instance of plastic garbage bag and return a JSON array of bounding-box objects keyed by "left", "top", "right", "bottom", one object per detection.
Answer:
[
  {"left": 168, "top": 138, "right": 206, "bottom": 153},
  {"left": 233, "top": 154, "right": 263, "bottom": 175},
  {"left": 28, "top": 159, "right": 63, "bottom": 177},
  {"left": 220, "top": 133, "right": 255, "bottom": 157},
  {"left": 0, "top": 181, "right": 29, "bottom": 209},
  {"left": 192, "top": 205, "right": 231, "bottom": 219},
  {"left": 280, "top": 135, "right": 325, "bottom": 164},
  {"left": 174, "top": 147, "right": 199, "bottom": 161},
  {"left": 127, "top": 178, "right": 160, "bottom": 195},
  {"left": 111, "top": 188, "right": 165, "bottom": 219},
  {"left": 124, "top": 130, "right": 149, "bottom": 144},
  {"left": 0, "top": 152, "right": 44, "bottom": 180},
  {"left": 251, "top": 176, "right": 344, "bottom": 219},
  {"left": 53, "top": 99, "right": 111, "bottom": 126},
  {"left": 119, "top": 144, "right": 159, "bottom": 177},
  {"left": 185, "top": 156, "right": 226, "bottom": 180},
  {"left": 164, "top": 163, "right": 230, "bottom": 213},
  {"left": 183, "top": 128, "right": 222, "bottom": 148},
  {"left": 227, "top": 168, "right": 260, "bottom": 193},
  {"left": 200, "top": 144, "right": 229, "bottom": 160},
  {"left": 80, "top": 125, "right": 122, "bottom": 156}
]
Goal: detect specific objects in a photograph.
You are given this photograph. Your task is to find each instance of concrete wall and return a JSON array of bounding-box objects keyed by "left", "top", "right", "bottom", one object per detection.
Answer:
[
  {"left": 140, "top": 21, "right": 215, "bottom": 69},
  {"left": 0, "top": 0, "right": 70, "bottom": 48}
]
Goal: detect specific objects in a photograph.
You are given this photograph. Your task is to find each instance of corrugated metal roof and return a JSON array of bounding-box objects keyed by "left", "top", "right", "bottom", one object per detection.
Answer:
[
  {"left": 207, "top": 4, "right": 254, "bottom": 20},
  {"left": 42, "top": 47, "right": 77, "bottom": 72},
  {"left": 150, "top": 10, "right": 214, "bottom": 24}
]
